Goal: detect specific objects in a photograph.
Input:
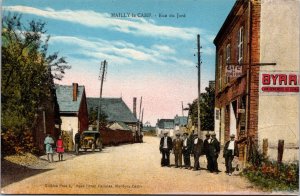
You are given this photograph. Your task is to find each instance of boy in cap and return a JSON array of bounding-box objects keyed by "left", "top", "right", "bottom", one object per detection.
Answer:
[
  {"left": 173, "top": 133, "right": 183, "bottom": 168},
  {"left": 223, "top": 134, "right": 239, "bottom": 176},
  {"left": 159, "top": 131, "right": 173, "bottom": 167}
]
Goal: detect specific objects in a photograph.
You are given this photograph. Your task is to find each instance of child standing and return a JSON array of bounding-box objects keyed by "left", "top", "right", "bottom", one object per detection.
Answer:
[{"left": 56, "top": 135, "right": 65, "bottom": 161}]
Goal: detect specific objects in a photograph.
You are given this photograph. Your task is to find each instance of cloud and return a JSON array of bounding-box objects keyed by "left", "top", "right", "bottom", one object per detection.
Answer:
[
  {"left": 4, "top": 5, "right": 205, "bottom": 40},
  {"left": 49, "top": 35, "right": 196, "bottom": 68}
]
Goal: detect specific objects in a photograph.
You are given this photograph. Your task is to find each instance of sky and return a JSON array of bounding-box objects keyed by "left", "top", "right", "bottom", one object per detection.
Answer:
[{"left": 2, "top": 0, "right": 235, "bottom": 125}]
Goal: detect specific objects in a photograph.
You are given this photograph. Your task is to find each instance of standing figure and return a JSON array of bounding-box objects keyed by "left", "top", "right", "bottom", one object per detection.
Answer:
[
  {"left": 173, "top": 133, "right": 183, "bottom": 168},
  {"left": 56, "top": 135, "right": 65, "bottom": 161},
  {"left": 191, "top": 133, "right": 204, "bottom": 171},
  {"left": 44, "top": 134, "right": 54, "bottom": 163},
  {"left": 182, "top": 132, "right": 191, "bottom": 169},
  {"left": 159, "top": 131, "right": 173, "bottom": 167},
  {"left": 223, "top": 134, "right": 239, "bottom": 176},
  {"left": 203, "top": 133, "right": 212, "bottom": 171},
  {"left": 74, "top": 130, "right": 81, "bottom": 155},
  {"left": 208, "top": 132, "right": 220, "bottom": 173}
]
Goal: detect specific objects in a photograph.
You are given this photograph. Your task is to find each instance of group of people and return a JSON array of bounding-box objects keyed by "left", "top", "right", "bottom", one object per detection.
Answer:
[
  {"left": 159, "top": 131, "right": 239, "bottom": 176},
  {"left": 44, "top": 134, "right": 65, "bottom": 162}
]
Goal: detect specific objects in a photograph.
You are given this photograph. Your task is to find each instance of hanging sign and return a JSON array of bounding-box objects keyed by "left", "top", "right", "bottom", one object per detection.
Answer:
[{"left": 226, "top": 65, "right": 243, "bottom": 77}]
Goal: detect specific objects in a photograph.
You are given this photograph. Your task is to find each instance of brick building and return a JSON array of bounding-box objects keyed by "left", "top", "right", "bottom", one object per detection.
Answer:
[{"left": 214, "top": 0, "right": 299, "bottom": 162}]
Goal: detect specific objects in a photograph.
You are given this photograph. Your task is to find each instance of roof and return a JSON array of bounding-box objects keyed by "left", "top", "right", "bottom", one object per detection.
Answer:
[
  {"left": 174, "top": 116, "right": 188, "bottom": 126},
  {"left": 156, "top": 119, "right": 174, "bottom": 129},
  {"left": 55, "top": 84, "right": 85, "bottom": 113},
  {"left": 87, "top": 97, "right": 138, "bottom": 123},
  {"left": 109, "top": 121, "right": 131, "bottom": 131}
]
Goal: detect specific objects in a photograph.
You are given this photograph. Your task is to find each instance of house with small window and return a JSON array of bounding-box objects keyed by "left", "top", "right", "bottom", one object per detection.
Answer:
[{"left": 55, "top": 83, "right": 89, "bottom": 150}]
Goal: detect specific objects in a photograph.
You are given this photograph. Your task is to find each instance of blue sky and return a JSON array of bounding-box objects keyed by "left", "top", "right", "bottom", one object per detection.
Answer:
[{"left": 2, "top": 0, "right": 235, "bottom": 125}]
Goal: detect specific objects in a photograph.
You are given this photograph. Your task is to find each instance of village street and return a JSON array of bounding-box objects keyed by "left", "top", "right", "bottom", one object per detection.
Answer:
[{"left": 2, "top": 136, "right": 265, "bottom": 195}]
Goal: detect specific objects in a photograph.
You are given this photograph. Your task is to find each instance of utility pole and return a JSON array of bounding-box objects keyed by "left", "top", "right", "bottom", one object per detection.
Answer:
[
  {"left": 97, "top": 60, "right": 107, "bottom": 132},
  {"left": 197, "top": 34, "right": 201, "bottom": 137},
  {"left": 138, "top": 96, "right": 143, "bottom": 142},
  {"left": 181, "top": 101, "right": 184, "bottom": 116}
]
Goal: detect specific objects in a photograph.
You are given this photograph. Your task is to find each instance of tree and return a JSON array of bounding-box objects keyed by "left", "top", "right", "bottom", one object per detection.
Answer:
[
  {"left": 1, "top": 13, "right": 71, "bottom": 132},
  {"left": 88, "top": 107, "right": 108, "bottom": 130},
  {"left": 188, "top": 85, "right": 215, "bottom": 131}
]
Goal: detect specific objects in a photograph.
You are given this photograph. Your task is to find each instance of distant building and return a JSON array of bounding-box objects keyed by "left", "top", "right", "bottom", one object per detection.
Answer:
[
  {"left": 174, "top": 115, "right": 188, "bottom": 133},
  {"left": 143, "top": 121, "right": 156, "bottom": 132},
  {"left": 209, "top": 80, "right": 215, "bottom": 90},
  {"left": 55, "top": 83, "right": 89, "bottom": 150},
  {"left": 156, "top": 119, "right": 175, "bottom": 137}
]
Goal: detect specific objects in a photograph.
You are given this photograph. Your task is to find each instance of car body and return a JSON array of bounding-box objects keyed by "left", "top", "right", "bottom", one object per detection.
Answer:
[{"left": 80, "top": 131, "right": 102, "bottom": 152}]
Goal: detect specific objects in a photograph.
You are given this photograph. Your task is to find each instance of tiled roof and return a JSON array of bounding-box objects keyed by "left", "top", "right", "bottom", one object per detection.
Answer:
[
  {"left": 157, "top": 119, "right": 174, "bottom": 129},
  {"left": 87, "top": 97, "right": 138, "bottom": 123},
  {"left": 55, "top": 84, "right": 85, "bottom": 113},
  {"left": 174, "top": 116, "right": 188, "bottom": 126}
]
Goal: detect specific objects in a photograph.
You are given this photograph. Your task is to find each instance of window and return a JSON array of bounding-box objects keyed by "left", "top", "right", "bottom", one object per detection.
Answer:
[
  {"left": 225, "top": 44, "right": 230, "bottom": 84},
  {"left": 226, "top": 44, "right": 231, "bottom": 64},
  {"left": 238, "top": 26, "right": 244, "bottom": 64},
  {"left": 218, "top": 55, "right": 223, "bottom": 91}
]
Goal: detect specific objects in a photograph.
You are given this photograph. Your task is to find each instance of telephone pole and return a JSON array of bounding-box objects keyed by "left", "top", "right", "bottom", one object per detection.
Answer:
[
  {"left": 97, "top": 60, "right": 107, "bottom": 132},
  {"left": 138, "top": 96, "right": 143, "bottom": 142},
  {"left": 197, "top": 34, "right": 201, "bottom": 137}
]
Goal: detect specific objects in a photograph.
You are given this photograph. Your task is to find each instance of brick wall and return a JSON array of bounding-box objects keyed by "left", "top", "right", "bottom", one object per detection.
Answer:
[{"left": 247, "top": 0, "right": 261, "bottom": 141}]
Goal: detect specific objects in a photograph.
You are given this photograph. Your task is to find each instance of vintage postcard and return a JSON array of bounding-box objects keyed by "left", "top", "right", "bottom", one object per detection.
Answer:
[{"left": 1, "top": 0, "right": 299, "bottom": 195}]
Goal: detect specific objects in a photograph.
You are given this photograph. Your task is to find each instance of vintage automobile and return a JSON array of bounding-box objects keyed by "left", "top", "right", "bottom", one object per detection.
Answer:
[{"left": 80, "top": 130, "right": 102, "bottom": 152}]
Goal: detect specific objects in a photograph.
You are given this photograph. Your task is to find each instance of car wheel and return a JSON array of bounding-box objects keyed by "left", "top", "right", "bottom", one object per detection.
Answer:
[{"left": 92, "top": 144, "right": 95, "bottom": 152}]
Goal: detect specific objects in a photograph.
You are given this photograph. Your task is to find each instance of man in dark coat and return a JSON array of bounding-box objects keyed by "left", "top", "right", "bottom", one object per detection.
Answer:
[
  {"left": 74, "top": 130, "right": 81, "bottom": 155},
  {"left": 223, "top": 134, "right": 239, "bottom": 176},
  {"left": 173, "top": 133, "right": 183, "bottom": 168},
  {"left": 208, "top": 132, "right": 220, "bottom": 173},
  {"left": 191, "top": 133, "right": 204, "bottom": 171},
  {"left": 203, "top": 133, "right": 212, "bottom": 171},
  {"left": 159, "top": 131, "right": 173, "bottom": 167},
  {"left": 182, "top": 132, "right": 191, "bottom": 169}
]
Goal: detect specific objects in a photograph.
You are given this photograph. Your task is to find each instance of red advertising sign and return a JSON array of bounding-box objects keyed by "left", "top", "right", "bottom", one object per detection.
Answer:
[{"left": 259, "top": 72, "right": 300, "bottom": 94}]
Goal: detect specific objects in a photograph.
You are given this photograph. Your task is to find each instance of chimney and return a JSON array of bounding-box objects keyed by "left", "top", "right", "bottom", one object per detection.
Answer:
[
  {"left": 133, "top": 97, "right": 137, "bottom": 118},
  {"left": 73, "top": 83, "right": 78, "bottom": 101}
]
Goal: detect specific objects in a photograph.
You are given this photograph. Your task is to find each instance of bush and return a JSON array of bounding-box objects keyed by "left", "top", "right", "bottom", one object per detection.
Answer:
[
  {"left": 1, "top": 129, "right": 40, "bottom": 156},
  {"left": 242, "top": 160, "right": 299, "bottom": 191}
]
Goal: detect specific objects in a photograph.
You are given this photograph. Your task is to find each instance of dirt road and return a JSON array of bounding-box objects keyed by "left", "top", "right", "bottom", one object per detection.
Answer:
[{"left": 1, "top": 136, "right": 265, "bottom": 194}]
